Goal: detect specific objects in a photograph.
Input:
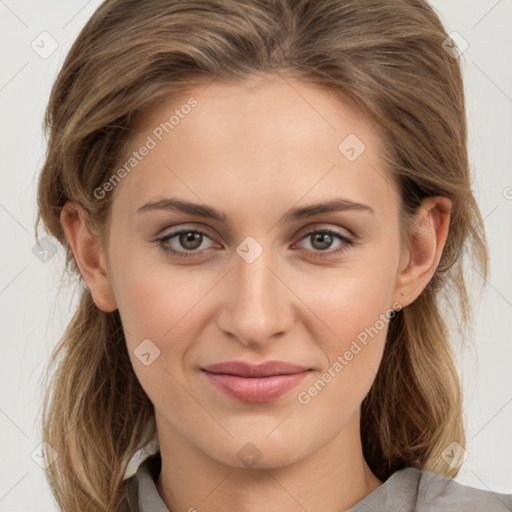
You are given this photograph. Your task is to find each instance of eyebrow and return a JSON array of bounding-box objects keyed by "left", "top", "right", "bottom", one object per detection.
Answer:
[{"left": 136, "top": 197, "right": 374, "bottom": 224}]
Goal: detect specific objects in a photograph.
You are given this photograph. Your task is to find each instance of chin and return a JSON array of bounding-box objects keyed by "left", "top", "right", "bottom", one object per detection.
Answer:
[{"left": 203, "top": 426, "right": 312, "bottom": 470}]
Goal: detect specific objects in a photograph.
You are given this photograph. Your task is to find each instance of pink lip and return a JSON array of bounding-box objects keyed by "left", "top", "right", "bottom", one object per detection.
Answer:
[{"left": 201, "top": 360, "right": 311, "bottom": 403}]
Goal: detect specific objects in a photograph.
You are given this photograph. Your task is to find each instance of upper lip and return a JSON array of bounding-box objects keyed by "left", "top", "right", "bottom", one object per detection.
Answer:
[{"left": 202, "top": 360, "right": 311, "bottom": 377}]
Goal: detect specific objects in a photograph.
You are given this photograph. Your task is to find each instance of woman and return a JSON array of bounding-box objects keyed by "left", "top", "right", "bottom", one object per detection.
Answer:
[{"left": 35, "top": 0, "right": 512, "bottom": 510}]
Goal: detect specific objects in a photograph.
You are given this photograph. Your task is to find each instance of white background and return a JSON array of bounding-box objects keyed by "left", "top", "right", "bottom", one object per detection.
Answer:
[{"left": 1, "top": 1, "right": 511, "bottom": 510}]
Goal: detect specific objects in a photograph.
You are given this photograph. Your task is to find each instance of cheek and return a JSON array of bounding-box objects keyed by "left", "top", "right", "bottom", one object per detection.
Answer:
[
  {"left": 112, "top": 261, "right": 211, "bottom": 407},
  {"left": 292, "top": 272, "right": 394, "bottom": 436},
  {"left": 108, "top": 232, "right": 206, "bottom": 336},
  {"left": 109, "top": 248, "right": 218, "bottom": 379},
  {"left": 288, "top": 243, "right": 399, "bottom": 394},
  {"left": 293, "top": 249, "right": 398, "bottom": 345},
  {"left": 306, "top": 276, "right": 390, "bottom": 392}
]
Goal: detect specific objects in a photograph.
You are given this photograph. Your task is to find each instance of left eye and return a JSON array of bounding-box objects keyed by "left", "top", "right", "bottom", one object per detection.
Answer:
[
  {"left": 155, "top": 228, "right": 354, "bottom": 259},
  {"left": 294, "top": 229, "right": 353, "bottom": 255}
]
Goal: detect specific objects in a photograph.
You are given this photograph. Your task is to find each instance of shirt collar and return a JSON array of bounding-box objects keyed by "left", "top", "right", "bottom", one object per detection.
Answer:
[{"left": 124, "top": 451, "right": 170, "bottom": 511}]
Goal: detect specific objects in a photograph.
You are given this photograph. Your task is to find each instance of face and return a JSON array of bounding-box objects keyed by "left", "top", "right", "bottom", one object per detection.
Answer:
[{"left": 99, "top": 74, "right": 409, "bottom": 468}]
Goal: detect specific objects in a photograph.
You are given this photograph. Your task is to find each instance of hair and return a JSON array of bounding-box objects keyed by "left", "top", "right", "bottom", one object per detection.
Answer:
[{"left": 35, "top": 0, "right": 489, "bottom": 510}]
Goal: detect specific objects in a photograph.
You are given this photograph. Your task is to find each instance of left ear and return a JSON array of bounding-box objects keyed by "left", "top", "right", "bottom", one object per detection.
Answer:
[{"left": 392, "top": 196, "right": 452, "bottom": 308}]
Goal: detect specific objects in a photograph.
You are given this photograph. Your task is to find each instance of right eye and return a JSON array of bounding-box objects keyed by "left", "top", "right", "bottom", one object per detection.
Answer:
[{"left": 156, "top": 228, "right": 221, "bottom": 259}]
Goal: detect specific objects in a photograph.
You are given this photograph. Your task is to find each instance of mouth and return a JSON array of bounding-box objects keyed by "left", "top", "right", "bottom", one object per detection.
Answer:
[{"left": 201, "top": 360, "right": 312, "bottom": 403}]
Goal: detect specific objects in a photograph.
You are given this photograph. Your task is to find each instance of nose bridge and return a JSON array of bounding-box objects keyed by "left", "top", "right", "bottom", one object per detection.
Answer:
[{"left": 219, "top": 241, "right": 290, "bottom": 345}]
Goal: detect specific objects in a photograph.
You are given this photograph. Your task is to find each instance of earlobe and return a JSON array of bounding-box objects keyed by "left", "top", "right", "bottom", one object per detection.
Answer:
[
  {"left": 392, "top": 196, "right": 452, "bottom": 307},
  {"left": 60, "top": 201, "right": 118, "bottom": 313}
]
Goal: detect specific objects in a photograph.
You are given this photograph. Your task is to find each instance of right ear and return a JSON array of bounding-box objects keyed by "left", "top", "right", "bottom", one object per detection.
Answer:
[{"left": 60, "top": 201, "right": 117, "bottom": 313}]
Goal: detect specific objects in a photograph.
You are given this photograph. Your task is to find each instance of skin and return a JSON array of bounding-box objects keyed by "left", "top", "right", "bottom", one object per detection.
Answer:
[{"left": 60, "top": 73, "right": 451, "bottom": 512}]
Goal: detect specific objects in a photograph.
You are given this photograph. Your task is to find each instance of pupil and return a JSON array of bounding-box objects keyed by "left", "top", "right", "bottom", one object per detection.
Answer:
[
  {"left": 313, "top": 233, "right": 332, "bottom": 250},
  {"left": 180, "top": 232, "right": 202, "bottom": 249}
]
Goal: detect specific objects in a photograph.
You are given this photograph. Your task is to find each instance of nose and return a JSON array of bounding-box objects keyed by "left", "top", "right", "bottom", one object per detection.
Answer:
[{"left": 216, "top": 244, "right": 294, "bottom": 348}]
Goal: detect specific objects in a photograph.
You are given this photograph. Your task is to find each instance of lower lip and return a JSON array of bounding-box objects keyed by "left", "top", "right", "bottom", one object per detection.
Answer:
[{"left": 202, "top": 370, "right": 310, "bottom": 403}]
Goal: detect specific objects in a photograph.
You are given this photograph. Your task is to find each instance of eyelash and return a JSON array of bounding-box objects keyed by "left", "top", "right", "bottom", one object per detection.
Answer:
[{"left": 155, "top": 227, "right": 354, "bottom": 260}]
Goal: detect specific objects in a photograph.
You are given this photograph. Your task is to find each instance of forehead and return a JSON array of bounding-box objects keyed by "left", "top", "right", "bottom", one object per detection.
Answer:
[
  {"left": 133, "top": 75, "right": 375, "bottom": 155},
  {"left": 109, "top": 75, "right": 398, "bottom": 223}
]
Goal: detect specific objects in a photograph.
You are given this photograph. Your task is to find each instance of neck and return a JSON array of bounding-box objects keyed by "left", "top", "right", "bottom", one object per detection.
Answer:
[{"left": 155, "top": 412, "right": 383, "bottom": 512}]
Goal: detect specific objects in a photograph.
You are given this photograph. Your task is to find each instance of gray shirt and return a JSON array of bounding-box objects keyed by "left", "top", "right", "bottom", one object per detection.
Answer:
[{"left": 122, "top": 451, "right": 512, "bottom": 511}]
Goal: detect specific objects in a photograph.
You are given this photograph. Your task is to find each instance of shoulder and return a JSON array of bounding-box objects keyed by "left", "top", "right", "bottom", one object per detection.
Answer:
[
  {"left": 349, "top": 467, "right": 512, "bottom": 512},
  {"left": 415, "top": 468, "right": 512, "bottom": 511}
]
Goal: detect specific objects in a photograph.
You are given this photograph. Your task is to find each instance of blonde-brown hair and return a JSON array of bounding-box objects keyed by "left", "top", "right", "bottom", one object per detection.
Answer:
[{"left": 35, "top": 0, "right": 489, "bottom": 510}]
